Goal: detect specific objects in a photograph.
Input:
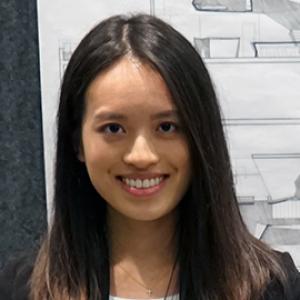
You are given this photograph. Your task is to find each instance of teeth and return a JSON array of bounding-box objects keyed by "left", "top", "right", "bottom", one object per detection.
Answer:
[
  {"left": 136, "top": 179, "right": 142, "bottom": 188},
  {"left": 121, "top": 177, "right": 164, "bottom": 189},
  {"left": 143, "top": 179, "right": 150, "bottom": 188}
]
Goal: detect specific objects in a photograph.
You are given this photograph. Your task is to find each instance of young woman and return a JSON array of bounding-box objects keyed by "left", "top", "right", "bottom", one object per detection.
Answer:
[{"left": 1, "top": 14, "right": 299, "bottom": 300}]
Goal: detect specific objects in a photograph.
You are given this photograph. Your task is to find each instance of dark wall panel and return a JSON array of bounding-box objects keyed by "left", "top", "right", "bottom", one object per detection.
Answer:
[{"left": 0, "top": 0, "right": 47, "bottom": 269}]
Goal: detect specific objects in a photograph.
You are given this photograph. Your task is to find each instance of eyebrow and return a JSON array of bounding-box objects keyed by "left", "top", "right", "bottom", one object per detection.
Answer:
[
  {"left": 93, "top": 112, "right": 127, "bottom": 121},
  {"left": 93, "top": 109, "right": 179, "bottom": 121},
  {"left": 151, "top": 110, "right": 179, "bottom": 120}
]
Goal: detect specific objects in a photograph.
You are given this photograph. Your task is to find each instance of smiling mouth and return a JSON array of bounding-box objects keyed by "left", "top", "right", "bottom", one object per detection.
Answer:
[{"left": 116, "top": 175, "right": 169, "bottom": 190}]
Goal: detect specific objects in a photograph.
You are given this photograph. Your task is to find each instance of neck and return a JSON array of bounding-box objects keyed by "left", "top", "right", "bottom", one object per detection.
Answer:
[
  {"left": 107, "top": 207, "right": 179, "bottom": 298},
  {"left": 108, "top": 208, "right": 178, "bottom": 267}
]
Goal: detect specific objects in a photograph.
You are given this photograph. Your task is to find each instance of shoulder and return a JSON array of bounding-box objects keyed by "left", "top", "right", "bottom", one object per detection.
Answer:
[
  {"left": 263, "top": 252, "right": 300, "bottom": 300},
  {"left": 0, "top": 254, "right": 34, "bottom": 300}
]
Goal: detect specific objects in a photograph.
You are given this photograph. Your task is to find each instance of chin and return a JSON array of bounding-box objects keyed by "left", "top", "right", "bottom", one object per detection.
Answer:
[{"left": 127, "top": 207, "right": 178, "bottom": 222}]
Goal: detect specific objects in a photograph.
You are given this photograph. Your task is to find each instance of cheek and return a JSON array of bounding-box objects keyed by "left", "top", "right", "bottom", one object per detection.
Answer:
[
  {"left": 81, "top": 139, "right": 120, "bottom": 185},
  {"left": 85, "top": 147, "right": 119, "bottom": 173},
  {"left": 175, "top": 145, "right": 191, "bottom": 190},
  {"left": 83, "top": 145, "right": 119, "bottom": 200},
  {"left": 171, "top": 142, "right": 191, "bottom": 172},
  {"left": 82, "top": 131, "right": 116, "bottom": 163}
]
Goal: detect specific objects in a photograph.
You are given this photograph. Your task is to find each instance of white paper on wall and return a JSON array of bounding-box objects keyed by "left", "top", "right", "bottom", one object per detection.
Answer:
[{"left": 37, "top": 0, "right": 300, "bottom": 268}]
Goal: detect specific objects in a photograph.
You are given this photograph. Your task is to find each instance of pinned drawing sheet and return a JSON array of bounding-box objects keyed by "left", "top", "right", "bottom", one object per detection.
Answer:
[{"left": 37, "top": 0, "right": 300, "bottom": 268}]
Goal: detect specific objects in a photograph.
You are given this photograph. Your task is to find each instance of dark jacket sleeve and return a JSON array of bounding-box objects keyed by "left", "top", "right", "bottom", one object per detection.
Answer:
[
  {"left": 290, "top": 272, "right": 300, "bottom": 300},
  {"left": 283, "top": 252, "right": 300, "bottom": 300},
  {"left": 263, "top": 252, "right": 300, "bottom": 300},
  {"left": 0, "top": 256, "right": 33, "bottom": 300}
]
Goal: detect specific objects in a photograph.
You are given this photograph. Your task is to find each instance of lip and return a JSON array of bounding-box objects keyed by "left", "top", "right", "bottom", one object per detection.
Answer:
[
  {"left": 116, "top": 175, "right": 169, "bottom": 197},
  {"left": 117, "top": 173, "right": 168, "bottom": 180}
]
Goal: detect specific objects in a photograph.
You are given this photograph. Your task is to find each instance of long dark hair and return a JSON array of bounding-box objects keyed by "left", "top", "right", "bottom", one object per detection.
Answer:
[{"left": 31, "top": 14, "right": 288, "bottom": 300}]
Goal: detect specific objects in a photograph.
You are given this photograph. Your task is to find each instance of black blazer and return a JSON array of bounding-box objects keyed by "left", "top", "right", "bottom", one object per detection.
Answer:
[{"left": 0, "top": 252, "right": 299, "bottom": 300}]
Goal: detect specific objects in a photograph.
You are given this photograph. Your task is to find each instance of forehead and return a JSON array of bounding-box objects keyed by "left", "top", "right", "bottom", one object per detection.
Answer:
[{"left": 84, "top": 57, "right": 174, "bottom": 114}]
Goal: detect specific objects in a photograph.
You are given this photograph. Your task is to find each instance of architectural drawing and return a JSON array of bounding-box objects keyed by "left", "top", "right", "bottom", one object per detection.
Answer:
[
  {"left": 195, "top": 37, "right": 240, "bottom": 58},
  {"left": 150, "top": 0, "right": 155, "bottom": 15},
  {"left": 236, "top": 153, "right": 300, "bottom": 218},
  {"left": 194, "top": 1, "right": 300, "bottom": 258},
  {"left": 192, "top": 0, "right": 253, "bottom": 12},
  {"left": 193, "top": 0, "right": 300, "bottom": 58},
  {"left": 192, "top": 0, "right": 300, "bottom": 25},
  {"left": 59, "top": 41, "right": 75, "bottom": 79},
  {"left": 253, "top": 0, "right": 300, "bottom": 32},
  {"left": 213, "top": 57, "right": 300, "bottom": 267},
  {"left": 253, "top": 41, "right": 300, "bottom": 58},
  {"left": 232, "top": 133, "right": 300, "bottom": 268}
]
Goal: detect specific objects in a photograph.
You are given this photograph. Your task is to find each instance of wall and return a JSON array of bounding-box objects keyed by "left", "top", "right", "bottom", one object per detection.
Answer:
[{"left": 0, "top": 0, "right": 47, "bottom": 269}]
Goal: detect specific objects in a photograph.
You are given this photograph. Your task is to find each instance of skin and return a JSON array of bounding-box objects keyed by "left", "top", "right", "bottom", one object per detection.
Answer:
[{"left": 79, "top": 57, "right": 191, "bottom": 298}]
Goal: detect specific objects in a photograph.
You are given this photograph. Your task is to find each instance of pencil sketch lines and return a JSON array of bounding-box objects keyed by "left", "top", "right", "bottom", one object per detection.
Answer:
[
  {"left": 192, "top": 0, "right": 253, "bottom": 12},
  {"left": 237, "top": 153, "right": 300, "bottom": 247},
  {"left": 252, "top": 153, "right": 300, "bottom": 200},
  {"left": 296, "top": 175, "right": 300, "bottom": 199},
  {"left": 252, "top": 0, "right": 300, "bottom": 31},
  {"left": 58, "top": 40, "right": 75, "bottom": 80},
  {"left": 223, "top": 118, "right": 300, "bottom": 126},
  {"left": 193, "top": 0, "right": 300, "bottom": 59},
  {"left": 192, "top": 0, "right": 300, "bottom": 29},
  {"left": 194, "top": 37, "right": 240, "bottom": 58},
  {"left": 149, "top": 0, "right": 155, "bottom": 15},
  {"left": 253, "top": 41, "right": 300, "bottom": 58},
  {"left": 255, "top": 153, "right": 300, "bottom": 248}
]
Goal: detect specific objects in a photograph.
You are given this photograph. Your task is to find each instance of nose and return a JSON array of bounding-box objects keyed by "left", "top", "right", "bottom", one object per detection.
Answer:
[{"left": 123, "top": 135, "right": 159, "bottom": 169}]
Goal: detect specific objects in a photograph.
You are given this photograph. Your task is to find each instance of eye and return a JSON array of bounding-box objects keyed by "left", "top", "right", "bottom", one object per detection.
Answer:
[
  {"left": 158, "top": 122, "right": 178, "bottom": 133},
  {"left": 100, "top": 123, "right": 125, "bottom": 134}
]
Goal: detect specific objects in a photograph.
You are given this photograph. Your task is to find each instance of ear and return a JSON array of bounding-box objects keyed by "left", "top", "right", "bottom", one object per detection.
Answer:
[
  {"left": 77, "top": 142, "right": 85, "bottom": 162},
  {"left": 73, "top": 132, "right": 85, "bottom": 162}
]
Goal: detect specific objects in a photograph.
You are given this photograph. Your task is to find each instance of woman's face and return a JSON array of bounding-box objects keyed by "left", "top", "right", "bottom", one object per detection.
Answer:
[{"left": 79, "top": 57, "right": 191, "bottom": 222}]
